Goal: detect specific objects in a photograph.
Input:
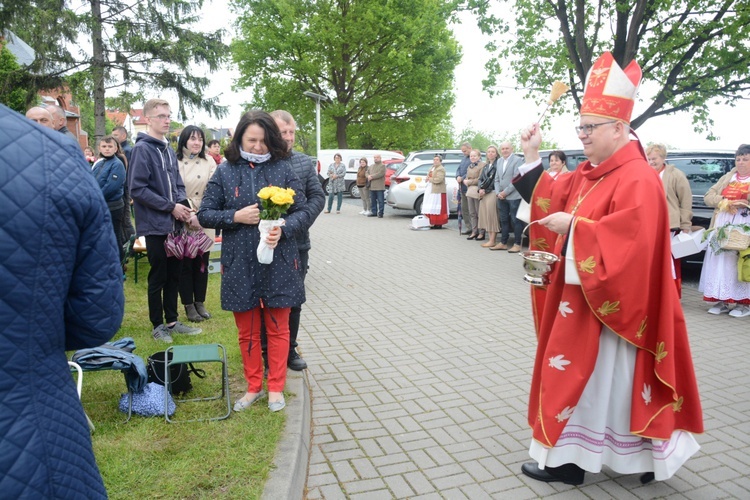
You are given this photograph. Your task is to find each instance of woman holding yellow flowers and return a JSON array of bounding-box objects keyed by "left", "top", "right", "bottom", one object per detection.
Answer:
[{"left": 197, "top": 110, "right": 314, "bottom": 412}]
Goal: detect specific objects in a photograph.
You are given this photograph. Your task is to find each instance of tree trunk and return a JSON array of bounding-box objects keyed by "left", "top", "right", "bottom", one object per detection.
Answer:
[
  {"left": 90, "top": 0, "right": 106, "bottom": 145},
  {"left": 335, "top": 116, "right": 348, "bottom": 148}
]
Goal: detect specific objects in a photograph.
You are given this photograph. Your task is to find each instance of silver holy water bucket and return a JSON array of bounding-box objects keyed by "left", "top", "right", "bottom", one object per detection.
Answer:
[{"left": 519, "top": 221, "right": 559, "bottom": 286}]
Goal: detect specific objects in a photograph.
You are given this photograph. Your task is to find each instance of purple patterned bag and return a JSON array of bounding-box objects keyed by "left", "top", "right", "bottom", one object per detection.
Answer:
[
  {"left": 183, "top": 230, "right": 213, "bottom": 259},
  {"left": 164, "top": 229, "right": 187, "bottom": 259}
]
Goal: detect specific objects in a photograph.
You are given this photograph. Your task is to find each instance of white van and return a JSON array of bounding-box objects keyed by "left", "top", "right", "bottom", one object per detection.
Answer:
[{"left": 316, "top": 149, "right": 404, "bottom": 198}]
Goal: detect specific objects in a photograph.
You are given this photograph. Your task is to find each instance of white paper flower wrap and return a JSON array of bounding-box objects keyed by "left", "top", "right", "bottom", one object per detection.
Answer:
[{"left": 257, "top": 219, "right": 286, "bottom": 264}]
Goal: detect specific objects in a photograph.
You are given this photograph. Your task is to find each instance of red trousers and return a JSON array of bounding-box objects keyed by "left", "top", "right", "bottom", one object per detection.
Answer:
[{"left": 233, "top": 307, "right": 290, "bottom": 393}]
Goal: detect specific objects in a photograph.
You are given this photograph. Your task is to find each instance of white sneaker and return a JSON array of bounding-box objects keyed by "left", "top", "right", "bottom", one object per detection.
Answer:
[
  {"left": 729, "top": 304, "right": 750, "bottom": 318},
  {"left": 707, "top": 302, "right": 730, "bottom": 315}
]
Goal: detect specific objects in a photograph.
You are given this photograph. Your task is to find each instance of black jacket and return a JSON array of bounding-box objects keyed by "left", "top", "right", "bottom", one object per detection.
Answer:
[{"left": 289, "top": 151, "right": 325, "bottom": 250}]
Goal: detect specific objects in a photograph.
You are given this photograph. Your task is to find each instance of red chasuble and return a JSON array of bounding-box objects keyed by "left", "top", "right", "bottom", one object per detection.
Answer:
[{"left": 515, "top": 141, "right": 703, "bottom": 448}]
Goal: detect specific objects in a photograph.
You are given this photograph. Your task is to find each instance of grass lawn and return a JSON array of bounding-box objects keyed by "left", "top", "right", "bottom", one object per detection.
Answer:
[{"left": 74, "top": 253, "right": 285, "bottom": 499}]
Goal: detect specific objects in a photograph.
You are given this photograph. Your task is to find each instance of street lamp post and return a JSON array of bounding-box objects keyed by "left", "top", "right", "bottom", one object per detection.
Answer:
[{"left": 303, "top": 91, "right": 329, "bottom": 162}]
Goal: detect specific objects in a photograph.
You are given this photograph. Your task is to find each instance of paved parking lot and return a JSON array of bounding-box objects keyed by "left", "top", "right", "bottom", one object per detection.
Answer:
[{"left": 297, "top": 197, "right": 750, "bottom": 499}]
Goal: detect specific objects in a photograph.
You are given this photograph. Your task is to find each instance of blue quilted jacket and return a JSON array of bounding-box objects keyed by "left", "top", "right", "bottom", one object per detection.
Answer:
[{"left": 0, "top": 105, "right": 125, "bottom": 498}]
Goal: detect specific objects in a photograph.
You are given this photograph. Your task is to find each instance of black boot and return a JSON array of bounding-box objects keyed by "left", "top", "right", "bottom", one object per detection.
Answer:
[
  {"left": 194, "top": 301, "right": 211, "bottom": 319},
  {"left": 288, "top": 350, "right": 308, "bottom": 371},
  {"left": 184, "top": 303, "right": 204, "bottom": 323},
  {"left": 521, "top": 462, "right": 585, "bottom": 486}
]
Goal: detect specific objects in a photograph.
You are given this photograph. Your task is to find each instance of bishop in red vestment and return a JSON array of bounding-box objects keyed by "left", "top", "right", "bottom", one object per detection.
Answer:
[{"left": 514, "top": 52, "right": 703, "bottom": 486}]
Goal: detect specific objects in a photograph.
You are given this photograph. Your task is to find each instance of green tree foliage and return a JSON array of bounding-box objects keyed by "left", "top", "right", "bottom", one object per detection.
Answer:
[
  {"left": 67, "top": 71, "right": 114, "bottom": 141},
  {"left": 231, "top": 0, "right": 462, "bottom": 151},
  {"left": 457, "top": 124, "right": 495, "bottom": 152},
  {"left": 0, "top": 43, "right": 29, "bottom": 112},
  {"left": 1, "top": 0, "right": 228, "bottom": 142},
  {"left": 1, "top": 1, "right": 78, "bottom": 106},
  {"left": 466, "top": 0, "right": 750, "bottom": 132},
  {"left": 456, "top": 125, "right": 557, "bottom": 152}
]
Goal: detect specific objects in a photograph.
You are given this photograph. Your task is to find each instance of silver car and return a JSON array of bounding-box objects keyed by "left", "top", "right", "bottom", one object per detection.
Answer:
[{"left": 386, "top": 159, "right": 461, "bottom": 214}]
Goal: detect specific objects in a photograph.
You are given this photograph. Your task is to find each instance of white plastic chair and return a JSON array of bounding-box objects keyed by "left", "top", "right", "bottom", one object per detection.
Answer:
[{"left": 69, "top": 361, "right": 95, "bottom": 432}]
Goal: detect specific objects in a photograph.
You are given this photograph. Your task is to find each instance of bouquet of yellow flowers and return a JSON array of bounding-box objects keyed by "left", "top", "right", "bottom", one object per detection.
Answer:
[
  {"left": 257, "top": 186, "right": 296, "bottom": 220},
  {"left": 256, "top": 186, "right": 296, "bottom": 264}
]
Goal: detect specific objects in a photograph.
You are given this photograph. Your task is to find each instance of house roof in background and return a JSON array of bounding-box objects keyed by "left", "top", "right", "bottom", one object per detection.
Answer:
[
  {"left": 131, "top": 109, "right": 147, "bottom": 124},
  {"left": 106, "top": 110, "right": 128, "bottom": 126},
  {"left": 3, "top": 30, "right": 35, "bottom": 67}
]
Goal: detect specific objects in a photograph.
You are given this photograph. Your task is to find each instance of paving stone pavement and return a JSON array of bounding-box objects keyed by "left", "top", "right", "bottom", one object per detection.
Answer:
[{"left": 296, "top": 200, "right": 750, "bottom": 499}]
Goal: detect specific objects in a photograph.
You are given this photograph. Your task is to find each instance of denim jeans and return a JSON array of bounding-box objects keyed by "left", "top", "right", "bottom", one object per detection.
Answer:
[
  {"left": 327, "top": 191, "right": 343, "bottom": 211},
  {"left": 370, "top": 190, "right": 384, "bottom": 216},
  {"left": 498, "top": 197, "right": 523, "bottom": 245}
]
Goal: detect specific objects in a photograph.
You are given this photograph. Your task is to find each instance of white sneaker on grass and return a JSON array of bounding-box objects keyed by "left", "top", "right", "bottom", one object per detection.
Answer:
[{"left": 729, "top": 304, "right": 750, "bottom": 318}]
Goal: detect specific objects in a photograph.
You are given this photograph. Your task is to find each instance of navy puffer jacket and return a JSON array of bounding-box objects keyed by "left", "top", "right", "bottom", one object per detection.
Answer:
[
  {"left": 197, "top": 156, "right": 315, "bottom": 311},
  {"left": 91, "top": 155, "right": 126, "bottom": 207},
  {"left": 0, "top": 105, "right": 124, "bottom": 498}
]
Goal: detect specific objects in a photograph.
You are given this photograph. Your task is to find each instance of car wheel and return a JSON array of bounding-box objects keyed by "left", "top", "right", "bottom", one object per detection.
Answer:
[
  {"left": 322, "top": 179, "right": 331, "bottom": 195},
  {"left": 349, "top": 184, "right": 360, "bottom": 198},
  {"left": 414, "top": 195, "right": 423, "bottom": 215}
]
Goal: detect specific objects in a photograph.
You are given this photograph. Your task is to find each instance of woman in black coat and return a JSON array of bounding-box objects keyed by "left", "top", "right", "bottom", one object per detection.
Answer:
[{"left": 197, "top": 110, "right": 314, "bottom": 412}]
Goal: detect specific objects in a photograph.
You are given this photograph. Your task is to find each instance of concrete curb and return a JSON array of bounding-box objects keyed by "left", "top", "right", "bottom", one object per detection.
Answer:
[{"left": 261, "top": 369, "right": 311, "bottom": 500}]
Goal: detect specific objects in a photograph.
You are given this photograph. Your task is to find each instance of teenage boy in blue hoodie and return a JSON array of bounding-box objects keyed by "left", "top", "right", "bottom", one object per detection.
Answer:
[{"left": 128, "top": 98, "right": 201, "bottom": 342}]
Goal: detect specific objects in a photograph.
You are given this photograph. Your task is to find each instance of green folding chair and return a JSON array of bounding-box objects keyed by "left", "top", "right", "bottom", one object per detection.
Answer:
[{"left": 164, "top": 344, "right": 231, "bottom": 423}]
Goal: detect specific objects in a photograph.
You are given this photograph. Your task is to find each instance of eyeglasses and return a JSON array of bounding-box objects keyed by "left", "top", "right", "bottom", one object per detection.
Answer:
[
  {"left": 574, "top": 120, "right": 617, "bottom": 136},
  {"left": 148, "top": 114, "right": 172, "bottom": 121}
]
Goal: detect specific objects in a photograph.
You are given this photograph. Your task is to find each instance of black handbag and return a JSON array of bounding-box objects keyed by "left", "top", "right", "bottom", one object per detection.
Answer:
[{"left": 147, "top": 350, "right": 206, "bottom": 395}]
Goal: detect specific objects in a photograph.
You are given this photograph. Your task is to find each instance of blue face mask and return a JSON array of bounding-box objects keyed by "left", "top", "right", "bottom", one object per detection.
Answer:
[{"left": 239, "top": 148, "right": 272, "bottom": 164}]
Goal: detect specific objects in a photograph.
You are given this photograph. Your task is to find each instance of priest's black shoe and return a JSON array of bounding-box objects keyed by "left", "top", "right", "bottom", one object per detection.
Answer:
[
  {"left": 521, "top": 462, "right": 585, "bottom": 486},
  {"left": 288, "top": 351, "right": 308, "bottom": 371}
]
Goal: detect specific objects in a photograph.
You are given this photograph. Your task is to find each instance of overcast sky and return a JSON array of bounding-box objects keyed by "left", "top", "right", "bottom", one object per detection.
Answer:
[{"left": 188, "top": 5, "right": 748, "bottom": 152}]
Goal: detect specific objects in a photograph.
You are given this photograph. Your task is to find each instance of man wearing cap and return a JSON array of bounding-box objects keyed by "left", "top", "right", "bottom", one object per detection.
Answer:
[{"left": 513, "top": 52, "right": 703, "bottom": 486}]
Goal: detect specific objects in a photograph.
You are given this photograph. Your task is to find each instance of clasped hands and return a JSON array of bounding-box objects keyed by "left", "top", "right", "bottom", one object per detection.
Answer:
[
  {"left": 172, "top": 203, "right": 194, "bottom": 224},
  {"left": 718, "top": 198, "right": 749, "bottom": 215}
]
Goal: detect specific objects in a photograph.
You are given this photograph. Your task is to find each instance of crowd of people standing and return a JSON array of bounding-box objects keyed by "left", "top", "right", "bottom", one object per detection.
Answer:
[
  {"left": 6, "top": 50, "right": 749, "bottom": 495},
  {"left": 454, "top": 141, "right": 527, "bottom": 253}
]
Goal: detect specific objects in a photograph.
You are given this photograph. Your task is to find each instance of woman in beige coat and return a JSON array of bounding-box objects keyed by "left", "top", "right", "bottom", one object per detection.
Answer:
[
  {"left": 177, "top": 125, "right": 217, "bottom": 322},
  {"left": 422, "top": 155, "right": 448, "bottom": 228},
  {"left": 477, "top": 145, "right": 500, "bottom": 246},
  {"left": 646, "top": 144, "right": 692, "bottom": 296},
  {"left": 464, "top": 149, "right": 486, "bottom": 240}
]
